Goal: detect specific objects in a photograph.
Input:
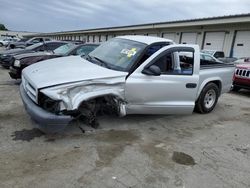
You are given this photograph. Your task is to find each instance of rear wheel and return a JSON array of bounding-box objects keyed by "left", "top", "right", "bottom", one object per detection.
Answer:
[{"left": 195, "top": 83, "right": 219, "bottom": 114}]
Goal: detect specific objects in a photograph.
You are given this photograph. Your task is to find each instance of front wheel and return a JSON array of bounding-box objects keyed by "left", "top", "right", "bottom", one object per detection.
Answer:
[{"left": 195, "top": 83, "right": 219, "bottom": 114}]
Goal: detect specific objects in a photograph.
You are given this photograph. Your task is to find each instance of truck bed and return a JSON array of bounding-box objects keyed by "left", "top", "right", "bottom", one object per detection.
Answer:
[
  {"left": 200, "top": 60, "right": 235, "bottom": 69},
  {"left": 198, "top": 60, "right": 235, "bottom": 97}
]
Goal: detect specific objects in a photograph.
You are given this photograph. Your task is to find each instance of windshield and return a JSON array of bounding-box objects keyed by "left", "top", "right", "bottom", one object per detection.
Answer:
[
  {"left": 88, "top": 38, "right": 146, "bottom": 72},
  {"left": 54, "top": 43, "right": 76, "bottom": 55}
]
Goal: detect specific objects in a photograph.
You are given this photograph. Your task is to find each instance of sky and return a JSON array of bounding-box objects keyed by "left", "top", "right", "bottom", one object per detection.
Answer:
[{"left": 0, "top": 0, "right": 249, "bottom": 33}]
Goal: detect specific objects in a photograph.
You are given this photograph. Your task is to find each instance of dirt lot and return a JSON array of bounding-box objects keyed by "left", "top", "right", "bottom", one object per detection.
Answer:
[{"left": 0, "top": 65, "right": 250, "bottom": 188}]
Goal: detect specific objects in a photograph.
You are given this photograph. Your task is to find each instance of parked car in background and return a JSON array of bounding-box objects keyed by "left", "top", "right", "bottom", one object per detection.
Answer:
[
  {"left": 20, "top": 36, "right": 235, "bottom": 133},
  {"left": 201, "top": 50, "right": 225, "bottom": 58},
  {"left": 0, "top": 41, "right": 67, "bottom": 68},
  {"left": 0, "top": 38, "right": 19, "bottom": 47},
  {"left": 232, "top": 63, "right": 250, "bottom": 91},
  {"left": 233, "top": 57, "right": 250, "bottom": 64},
  {"left": 7, "top": 37, "right": 52, "bottom": 49},
  {"left": 200, "top": 52, "right": 222, "bottom": 63},
  {"left": 9, "top": 43, "right": 99, "bottom": 79},
  {"left": 201, "top": 49, "right": 237, "bottom": 63}
]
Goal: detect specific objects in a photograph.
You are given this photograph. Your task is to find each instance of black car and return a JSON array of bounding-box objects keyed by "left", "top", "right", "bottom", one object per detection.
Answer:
[
  {"left": 0, "top": 41, "right": 67, "bottom": 68},
  {"left": 9, "top": 43, "right": 99, "bottom": 79}
]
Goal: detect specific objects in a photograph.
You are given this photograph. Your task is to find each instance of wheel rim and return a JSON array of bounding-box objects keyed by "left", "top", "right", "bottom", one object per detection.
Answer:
[{"left": 204, "top": 89, "right": 216, "bottom": 109}]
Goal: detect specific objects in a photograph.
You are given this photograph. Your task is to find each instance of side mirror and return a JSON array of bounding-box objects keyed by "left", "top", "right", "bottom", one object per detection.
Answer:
[
  {"left": 142, "top": 65, "right": 161, "bottom": 76},
  {"left": 79, "top": 52, "right": 86, "bottom": 56}
]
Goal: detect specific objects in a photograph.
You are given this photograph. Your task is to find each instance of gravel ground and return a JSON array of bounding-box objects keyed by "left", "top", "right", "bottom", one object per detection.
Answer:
[{"left": 0, "top": 66, "right": 250, "bottom": 188}]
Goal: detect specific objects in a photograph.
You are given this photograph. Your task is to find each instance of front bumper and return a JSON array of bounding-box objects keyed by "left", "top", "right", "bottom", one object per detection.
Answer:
[
  {"left": 20, "top": 84, "right": 73, "bottom": 133},
  {"left": 9, "top": 66, "right": 21, "bottom": 79}
]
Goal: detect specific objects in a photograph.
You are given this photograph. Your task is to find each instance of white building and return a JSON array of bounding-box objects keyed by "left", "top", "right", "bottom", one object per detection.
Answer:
[
  {"left": 26, "top": 13, "right": 250, "bottom": 58},
  {"left": 0, "top": 30, "right": 38, "bottom": 39}
]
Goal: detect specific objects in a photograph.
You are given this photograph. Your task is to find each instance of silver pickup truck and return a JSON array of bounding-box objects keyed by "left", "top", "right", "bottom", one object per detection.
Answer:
[{"left": 20, "top": 36, "right": 235, "bottom": 133}]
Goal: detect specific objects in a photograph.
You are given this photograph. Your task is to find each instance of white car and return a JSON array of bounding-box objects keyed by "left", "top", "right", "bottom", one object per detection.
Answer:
[{"left": 0, "top": 38, "right": 19, "bottom": 47}]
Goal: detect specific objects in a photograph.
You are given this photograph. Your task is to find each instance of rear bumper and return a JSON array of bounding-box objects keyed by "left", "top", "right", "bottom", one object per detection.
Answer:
[{"left": 20, "top": 84, "right": 73, "bottom": 133}]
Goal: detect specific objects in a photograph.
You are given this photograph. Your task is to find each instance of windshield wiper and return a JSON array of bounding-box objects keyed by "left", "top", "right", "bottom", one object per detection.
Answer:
[{"left": 92, "top": 56, "right": 111, "bottom": 69}]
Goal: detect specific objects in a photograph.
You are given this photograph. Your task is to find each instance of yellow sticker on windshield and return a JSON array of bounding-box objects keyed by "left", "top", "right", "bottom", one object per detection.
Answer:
[
  {"left": 121, "top": 48, "right": 137, "bottom": 58},
  {"left": 128, "top": 48, "right": 137, "bottom": 58}
]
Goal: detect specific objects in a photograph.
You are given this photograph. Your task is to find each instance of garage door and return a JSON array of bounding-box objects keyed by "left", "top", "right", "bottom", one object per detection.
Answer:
[
  {"left": 89, "top": 35, "right": 94, "bottom": 43},
  {"left": 233, "top": 31, "right": 250, "bottom": 58},
  {"left": 203, "top": 32, "right": 225, "bottom": 51},
  {"left": 107, "top": 35, "right": 113, "bottom": 40},
  {"left": 100, "top": 35, "right": 106, "bottom": 42},
  {"left": 162, "top": 33, "right": 176, "bottom": 42},
  {"left": 181, "top": 32, "right": 198, "bottom": 44},
  {"left": 148, "top": 33, "right": 158, "bottom": 37}
]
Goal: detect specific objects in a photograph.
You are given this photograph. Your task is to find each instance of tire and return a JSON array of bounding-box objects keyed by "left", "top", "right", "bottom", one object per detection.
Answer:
[
  {"left": 0, "top": 43, "right": 3, "bottom": 47},
  {"left": 10, "top": 44, "right": 15, "bottom": 49},
  {"left": 231, "top": 85, "right": 241, "bottom": 92},
  {"left": 195, "top": 83, "right": 219, "bottom": 114}
]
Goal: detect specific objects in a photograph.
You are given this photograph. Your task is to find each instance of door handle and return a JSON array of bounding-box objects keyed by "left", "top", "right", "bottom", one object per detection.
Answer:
[{"left": 186, "top": 83, "right": 197, "bottom": 88}]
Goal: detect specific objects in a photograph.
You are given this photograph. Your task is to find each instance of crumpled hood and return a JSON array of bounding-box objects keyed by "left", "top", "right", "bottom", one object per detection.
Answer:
[{"left": 23, "top": 56, "right": 128, "bottom": 89}]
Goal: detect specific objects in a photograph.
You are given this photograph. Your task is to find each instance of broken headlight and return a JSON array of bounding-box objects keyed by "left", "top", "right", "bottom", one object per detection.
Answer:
[{"left": 38, "top": 92, "right": 61, "bottom": 114}]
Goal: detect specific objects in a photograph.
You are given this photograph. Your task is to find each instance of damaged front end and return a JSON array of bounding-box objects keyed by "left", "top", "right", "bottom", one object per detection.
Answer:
[{"left": 37, "top": 77, "right": 127, "bottom": 129}]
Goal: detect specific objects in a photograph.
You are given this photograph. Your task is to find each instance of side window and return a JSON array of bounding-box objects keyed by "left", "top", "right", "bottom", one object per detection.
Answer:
[
  {"left": 32, "top": 39, "right": 40, "bottom": 43},
  {"left": 137, "top": 43, "right": 169, "bottom": 68},
  {"left": 45, "top": 38, "right": 51, "bottom": 41},
  {"left": 34, "top": 44, "right": 45, "bottom": 51},
  {"left": 46, "top": 43, "right": 64, "bottom": 51},
  {"left": 75, "top": 46, "right": 96, "bottom": 55},
  {"left": 153, "top": 50, "right": 194, "bottom": 75},
  {"left": 214, "top": 52, "right": 224, "bottom": 58}
]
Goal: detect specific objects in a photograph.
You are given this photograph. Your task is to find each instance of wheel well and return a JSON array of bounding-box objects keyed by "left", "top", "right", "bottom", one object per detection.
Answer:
[{"left": 209, "top": 80, "right": 222, "bottom": 94}]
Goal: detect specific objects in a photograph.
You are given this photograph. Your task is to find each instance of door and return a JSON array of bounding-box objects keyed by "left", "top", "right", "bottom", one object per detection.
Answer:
[
  {"left": 181, "top": 32, "right": 198, "bottom": 44},
  {"left": 162, "top": 33, "right": 176, "bottom": 41},
  {"left": 125, "top": 45, "right": 200, "bottom": 115},
  {"left": 203, "top": 32, "right": 225, "bottom": 50},
  {"left": 233, "top": 31, "right": 250, "bottom": 58}
]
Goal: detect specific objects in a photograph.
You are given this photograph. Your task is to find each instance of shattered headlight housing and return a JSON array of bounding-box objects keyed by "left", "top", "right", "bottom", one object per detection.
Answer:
[{"left": 38, "top": 92, "right": 62, "bottom": 114}]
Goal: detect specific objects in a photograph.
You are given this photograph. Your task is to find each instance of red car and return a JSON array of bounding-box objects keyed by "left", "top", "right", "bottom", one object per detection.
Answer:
[{"left": 232, "top": 63, "right": 250, "bottom": 91}]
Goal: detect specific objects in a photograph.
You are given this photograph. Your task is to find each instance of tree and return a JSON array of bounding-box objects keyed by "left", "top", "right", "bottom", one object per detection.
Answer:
[{"left": 0, "top": 24, "right": 8, "bottom": 31}]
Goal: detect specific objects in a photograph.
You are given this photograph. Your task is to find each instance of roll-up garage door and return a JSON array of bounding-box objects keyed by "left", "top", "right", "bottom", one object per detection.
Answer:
[
  {"left": 203, "top": 32, "right": 225, "bottom": 51},
  {"left": 181, "top": 32, "right": 198, "bottom": 44},
  {"left": 148, "top": 33, "right": 158, "bottom": 37},
  {"left": 107, "top": 35, "right": 113, "bottom": 40},
  {"left": 162, "top": 33, "right": 176, "bottom": 42},
  {"left": 233, "top": 31, "right": 250, "bottom": 58},
  {"left": 100, "top": 35, "right": 106, "bottom": 42},
  {"left": 89, "top": 36, "right": 93, "bottom": 43}
]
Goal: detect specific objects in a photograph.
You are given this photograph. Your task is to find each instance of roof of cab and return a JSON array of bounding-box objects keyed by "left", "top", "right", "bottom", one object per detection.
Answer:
[{"left": 117, "top": 35, "right": 173, "bottom": 45}]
